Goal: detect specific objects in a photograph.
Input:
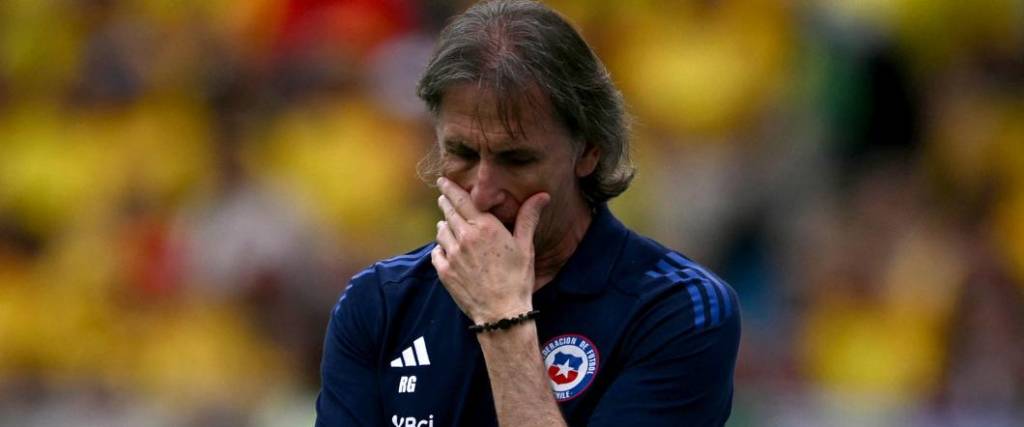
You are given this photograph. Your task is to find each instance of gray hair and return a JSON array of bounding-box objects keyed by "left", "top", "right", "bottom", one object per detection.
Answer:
[{"left": 416, "top": 0, "right": 634, "bottom": 205}]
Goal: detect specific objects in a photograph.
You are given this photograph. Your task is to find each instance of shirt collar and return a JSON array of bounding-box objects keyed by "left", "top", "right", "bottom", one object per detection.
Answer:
[{"left": 549, "top": 203, "right": 629, "bottom": 296}]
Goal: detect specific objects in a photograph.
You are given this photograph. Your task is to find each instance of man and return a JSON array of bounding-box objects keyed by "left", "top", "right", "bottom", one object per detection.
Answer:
[{"left": 316, "top": 1, "right": 740, "bottom": 426}]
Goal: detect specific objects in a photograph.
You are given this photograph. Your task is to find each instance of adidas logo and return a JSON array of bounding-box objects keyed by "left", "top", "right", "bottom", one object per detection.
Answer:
[{"left": 390, "top": 336, "right": 431, "bottom": 368}]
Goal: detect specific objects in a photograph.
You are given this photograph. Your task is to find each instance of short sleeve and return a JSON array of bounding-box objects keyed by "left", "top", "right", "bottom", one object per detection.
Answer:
[
  {"left": 588, "top": 272, "right": 741, "bottom": 426},
  {"left": 315, "top": 269, "right": 386, "bottom": 426}
]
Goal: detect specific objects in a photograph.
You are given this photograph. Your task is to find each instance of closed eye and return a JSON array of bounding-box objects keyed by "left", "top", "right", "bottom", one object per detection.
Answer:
[
  {"left": 497, "top": 150, "right": 537, "bottom": 166},
  {"left": 445, "top": 143, "right": 479, "bottom": 161}
]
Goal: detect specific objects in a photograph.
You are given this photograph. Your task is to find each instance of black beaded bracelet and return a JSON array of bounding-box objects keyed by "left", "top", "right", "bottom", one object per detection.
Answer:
[{"left": 468, "top": 310, "right": 540, "bottom": 333}]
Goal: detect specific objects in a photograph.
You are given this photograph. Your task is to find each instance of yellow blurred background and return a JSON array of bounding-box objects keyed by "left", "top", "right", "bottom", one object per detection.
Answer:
[{"left": 1, "top": 0, "right": 1022, "bottom": 425}]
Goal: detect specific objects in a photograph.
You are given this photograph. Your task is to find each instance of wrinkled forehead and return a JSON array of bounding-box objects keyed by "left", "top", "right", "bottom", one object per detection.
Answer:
[{"left": 436, "top": 82, "right": 564, "bottom": 143}]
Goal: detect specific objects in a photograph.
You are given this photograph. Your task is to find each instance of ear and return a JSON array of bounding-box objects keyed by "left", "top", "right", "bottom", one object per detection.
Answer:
[{"left": 575, "top": 144, "right": 600, "bottom": 178}]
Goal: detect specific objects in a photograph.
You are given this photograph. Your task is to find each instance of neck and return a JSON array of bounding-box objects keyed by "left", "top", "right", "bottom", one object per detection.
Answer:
[{"left": 533, "top": 200, "right": 594, "bottom": 291}]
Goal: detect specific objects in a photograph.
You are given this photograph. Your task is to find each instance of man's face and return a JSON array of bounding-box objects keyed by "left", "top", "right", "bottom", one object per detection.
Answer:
[{"left": 434, "top": 83, "right": 597, "bottom": 250}]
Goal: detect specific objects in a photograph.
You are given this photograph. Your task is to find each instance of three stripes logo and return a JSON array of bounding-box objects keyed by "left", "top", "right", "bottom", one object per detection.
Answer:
[
  {"left": 390, "top": 337, "right": 431, "bottom": 368},
  {"left": 645, "top": 252, "right": 734, "bottom": 330}
]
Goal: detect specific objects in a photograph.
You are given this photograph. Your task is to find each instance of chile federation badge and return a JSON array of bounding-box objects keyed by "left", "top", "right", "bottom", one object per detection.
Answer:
[{"left": 541, "top": 334, "right": 600, "bottom": 402}]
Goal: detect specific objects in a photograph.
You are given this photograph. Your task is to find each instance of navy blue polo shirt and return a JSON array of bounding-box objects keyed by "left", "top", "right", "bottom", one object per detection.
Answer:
[{"left": 316, "top": 205, "right": 740, "bottom": 426}]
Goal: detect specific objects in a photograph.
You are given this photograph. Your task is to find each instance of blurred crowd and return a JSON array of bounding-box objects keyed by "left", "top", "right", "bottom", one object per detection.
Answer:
[{"left": 0, "top": 0, "right": 1022, "bottom": 426}]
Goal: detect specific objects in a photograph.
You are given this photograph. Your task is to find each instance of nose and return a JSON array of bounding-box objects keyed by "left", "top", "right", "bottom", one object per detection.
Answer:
[{"left": 467, "top": 159, "right": 507, "bottom": 213}]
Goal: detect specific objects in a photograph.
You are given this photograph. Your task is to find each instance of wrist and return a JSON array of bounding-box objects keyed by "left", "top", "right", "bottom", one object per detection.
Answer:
[
  {"left": 469, "top": 309, "right": 539, "bottom": 333},
  {"left": 475, "top": 315, "right": 539, "bottom": 348},
  {"left": 471, "top": 303, "right": 533, "bottom": 325}
]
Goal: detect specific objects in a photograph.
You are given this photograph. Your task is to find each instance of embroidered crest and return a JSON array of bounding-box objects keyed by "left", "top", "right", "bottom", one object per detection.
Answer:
[{"left": 541, "top": 334, "right": 600, "bottom": 401}]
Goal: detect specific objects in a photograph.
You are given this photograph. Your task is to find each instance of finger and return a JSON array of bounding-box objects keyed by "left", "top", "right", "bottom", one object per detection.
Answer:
[
  {"left": 435, "top": 220, "right": 458, "bottom": 253},
  {"left": 437, "top": 195, "right": 468, "bottom": 236},
  {"left": 514, "top": 192, "right": 550, "bottom": 245},
  {"left": 430, "top": 244, "right": 449, "bottom": 274},
  {"left": 437, "top": 177, "right": 480, "bottom": 220}
]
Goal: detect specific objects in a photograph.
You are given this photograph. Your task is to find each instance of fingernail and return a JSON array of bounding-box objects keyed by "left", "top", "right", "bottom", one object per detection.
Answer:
[{"left": 436, "top": 177, "right": 445, "bottom": 187}]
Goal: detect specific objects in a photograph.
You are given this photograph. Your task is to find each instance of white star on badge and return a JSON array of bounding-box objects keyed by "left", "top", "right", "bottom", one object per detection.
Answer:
[{"left": 555, "top": 361, "right": 573, "bottom": 377}]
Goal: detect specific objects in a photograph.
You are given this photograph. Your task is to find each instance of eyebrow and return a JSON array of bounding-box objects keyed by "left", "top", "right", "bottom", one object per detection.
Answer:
[
  {"left": 442, "top": 138, "right": 472, "bottom": 148},
  {"left": 442, "top": 137, "right": 542, "bottom": 156},
  {"left": 495, "top": 146, "right": 541, "bottom": 157},
  {"left": 443, "top": 135, "right": 520, "bottom": 150}
]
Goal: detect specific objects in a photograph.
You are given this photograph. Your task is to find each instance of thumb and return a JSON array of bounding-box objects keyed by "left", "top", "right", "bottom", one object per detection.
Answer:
[{"left": 514, "top": 192, "right": 550, "bottom": 244}]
